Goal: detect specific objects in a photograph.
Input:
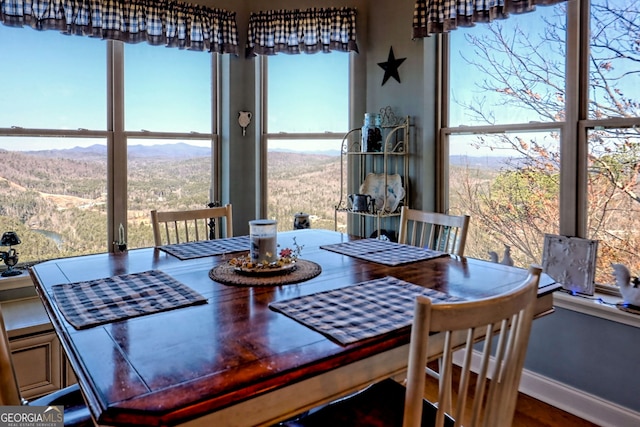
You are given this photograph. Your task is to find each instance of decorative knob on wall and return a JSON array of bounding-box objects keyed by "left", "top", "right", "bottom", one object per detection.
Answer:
[{"left": 238, "top": 111, "right": 252, "bottom": 136}]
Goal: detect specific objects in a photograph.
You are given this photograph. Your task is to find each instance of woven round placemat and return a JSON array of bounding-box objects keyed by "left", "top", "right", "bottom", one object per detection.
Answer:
[{"left": 209, "top": 259, "right": 322, "bottom": 286}]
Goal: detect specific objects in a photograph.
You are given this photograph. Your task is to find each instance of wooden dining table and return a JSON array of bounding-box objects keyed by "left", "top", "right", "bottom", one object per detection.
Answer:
[{"left": 29, "top": 229, "right": 560, "bottom": 427}]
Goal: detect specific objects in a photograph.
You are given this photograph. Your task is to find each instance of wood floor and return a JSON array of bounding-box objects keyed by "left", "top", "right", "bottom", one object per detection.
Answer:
[
  {"left": 421, "top": 364, "right": 600, "bottom": 427},
  {"left": 509, "top": 392, "right": 600, "bottom": 427}
]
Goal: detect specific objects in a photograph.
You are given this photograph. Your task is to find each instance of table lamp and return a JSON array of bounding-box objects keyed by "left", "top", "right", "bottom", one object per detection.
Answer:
[{"left": 1, "top": 231, "right": 21, "bottom": 277}]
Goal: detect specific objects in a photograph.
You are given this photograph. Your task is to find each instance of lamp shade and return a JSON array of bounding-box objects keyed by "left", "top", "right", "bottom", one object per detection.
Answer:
[{"left": 0, "top": 232, "right": 21, "bottom": 246}]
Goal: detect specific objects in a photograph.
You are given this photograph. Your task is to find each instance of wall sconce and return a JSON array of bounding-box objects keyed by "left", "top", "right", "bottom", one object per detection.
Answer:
[{"left": 0, "top": 231, "right": 21, "bottom": 277}]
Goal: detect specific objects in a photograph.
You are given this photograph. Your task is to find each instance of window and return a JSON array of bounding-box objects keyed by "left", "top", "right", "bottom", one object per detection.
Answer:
[
  {"left": 124, "top": 43, "right": 216, "bottom": 249},
  {"left": 584, "top": 0, "right": 640, "bottom": 285},
  {"left": 0, "top": 138, "right": 108, "bottom": 262},
  {"left": 124, "top": 44, "right": 213, "bottom": 134},
  {"left": 586, "top": 126, "right": 640, "bottom": 284},
  {"left": 264, "top": 53, "right": 349, "bottom": 232},
  {"left": 588, "top": 0, "right": 639, "bottom": 120},
  {"left": 0, "top": 27, "right": 107, "bottom": 130},
  {"left": 126, "top": 139, "right": 214, "bottom": 249},
  {"left": 448, "top": 8, "right": 565, "bottom": 127},
  {"left": 444, "top": 6, "right": 565, "bottom": 266},
  {"left": 267, "top": 53, "right": 348, "bottom": 134},
  {"left": 448, "top": 131, "right": 560, "bottom": 266},
  {"left": 0, "top": 27, "right": 109, "bottom": 263},
  {"left": 442, "top": 0, "right": 640, "bottom": 288},
  {"left": 0, "top": 25, "right": 219, "bottom": 264}
]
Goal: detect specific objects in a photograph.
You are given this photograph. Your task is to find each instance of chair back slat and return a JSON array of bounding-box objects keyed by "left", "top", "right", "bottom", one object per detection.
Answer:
[
  {"left": 151, "top": 204, "right": 233, "bottom": 246},
  {"left": 403, "top": 265, "right": 541, "bottom": 427},
  {"left": 398, "top": 207, "right": 470, "bottom": 256}
]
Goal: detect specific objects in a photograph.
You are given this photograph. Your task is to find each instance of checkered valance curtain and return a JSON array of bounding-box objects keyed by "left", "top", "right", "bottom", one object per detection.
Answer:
[
  {"left": 246, "top": 7, "right": 358, "bottom": 57},
  {"left": 0, "top": 0, "right": 239, "bottom": 53},
  {"left": 413, "top": 0, "right": 566, "bottom": 37}
]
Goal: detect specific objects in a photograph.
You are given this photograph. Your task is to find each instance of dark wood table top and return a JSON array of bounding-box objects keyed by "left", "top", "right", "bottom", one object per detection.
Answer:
[{"left": 29, "top": 229, "right": 559, "bottom": 427}]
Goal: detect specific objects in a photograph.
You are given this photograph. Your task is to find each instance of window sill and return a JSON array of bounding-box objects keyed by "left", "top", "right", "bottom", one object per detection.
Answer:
[
  {"left": 1, "top": 296, "right": 52, "bottom": 338},
  {"left": 0, "top": 271, "right": 50, "bottom": 337},
  {"left": 0, "top": 269, "right": 31, "bottom": 289},
  {"left": 0, "top": 269, "right": 37, "bottom": 301},
  {"left": 553, "top": 290, "right": 640, "bottom": 329}
]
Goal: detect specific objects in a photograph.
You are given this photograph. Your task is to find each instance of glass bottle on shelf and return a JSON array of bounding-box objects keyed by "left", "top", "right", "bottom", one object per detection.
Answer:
[{"left": 361, "top": 113, "right": 382, "bottom": 152}]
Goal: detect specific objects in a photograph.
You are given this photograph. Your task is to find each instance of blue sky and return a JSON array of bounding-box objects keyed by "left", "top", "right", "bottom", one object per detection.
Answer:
[
  {"left": 1, "top": 23, "right": 349, "bottom": 152},
  {"left": 0, "top": 26, "right": 106, "bottom": 131},
  {"left": 267, "top": 52, "right": 349, "bottom": 134},
  {"left": 0, "top": 24, "right": 212, "bottom": 149},
  {"left": 448, "top": 5, "right": 565, "bottom": 127},
  {"left": 266, "top": 51, "right": 349, "bottom": 153},
  {"left": 2, "top": 2, "right": 635, "bottom": 156}
]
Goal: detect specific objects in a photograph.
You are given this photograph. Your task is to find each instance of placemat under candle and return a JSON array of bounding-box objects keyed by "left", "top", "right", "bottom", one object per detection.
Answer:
[
  {"left": 269, "top": 276, "right": 464, "bottom": 345},
  {"left": 209, "top": 259, "right": 322, "bottom": 286},
  {"left": 52, "top": 270, "right": 207, "bottom": 329}
]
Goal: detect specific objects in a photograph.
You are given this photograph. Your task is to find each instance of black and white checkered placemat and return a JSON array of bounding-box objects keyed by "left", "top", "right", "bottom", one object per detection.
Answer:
[
  {"left": 269, "top": 276, "right": 464, "bottom": 345},
  {"left": 52, "top": 270, "right": 207, "bottom": 329},
  {"left": 320, "top": 239, "right": 448, "bottom": 266},
  {"left": 159, "top": 236, "right": 251, "bottom": 260}
]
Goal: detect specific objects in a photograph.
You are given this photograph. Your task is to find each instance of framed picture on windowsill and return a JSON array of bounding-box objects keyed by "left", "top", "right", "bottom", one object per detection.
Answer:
[{"left": 541, "top": 234, "right": 599, "bottom": 296}]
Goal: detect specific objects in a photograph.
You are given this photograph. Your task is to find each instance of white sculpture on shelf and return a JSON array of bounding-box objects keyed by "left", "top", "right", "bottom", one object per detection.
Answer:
[
  {"left": 611, "top": 263, "right": 640, "bottom": 307},
  {"left": 488, "top": 244, "right": 514, "bottom": 266}
]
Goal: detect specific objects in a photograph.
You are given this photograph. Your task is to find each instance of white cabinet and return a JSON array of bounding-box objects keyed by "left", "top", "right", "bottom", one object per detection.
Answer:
[{"left": 335, "top": 114, "right": 410, "bottom": 240}]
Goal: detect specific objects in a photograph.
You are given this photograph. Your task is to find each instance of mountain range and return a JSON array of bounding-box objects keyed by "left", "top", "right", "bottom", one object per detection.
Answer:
[
  {"left": 20, "top": 144, "right": 513, "bottom": 168},
  {"left": 23, "top": 142, "right": 342, "bottom": 159}
]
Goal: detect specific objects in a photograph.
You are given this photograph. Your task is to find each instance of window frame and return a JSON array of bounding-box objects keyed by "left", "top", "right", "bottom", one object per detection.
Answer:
[
  {"left": 0, "top": 36, "right": 220, "bottom": 259},
  {"left": 258, "top": 54, "right": 352, "bottom": 220},
  {"left": 438, "top": 0, "right": 640, "bottom": 292}
]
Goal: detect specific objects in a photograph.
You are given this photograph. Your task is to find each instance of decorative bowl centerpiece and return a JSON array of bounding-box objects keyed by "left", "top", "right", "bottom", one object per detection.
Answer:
[
  {"left": 228, "top": 238, "right": 304, "bottom": 277},
  {"left": 229, "top": 253, "right": 296, "bottom": 276}
]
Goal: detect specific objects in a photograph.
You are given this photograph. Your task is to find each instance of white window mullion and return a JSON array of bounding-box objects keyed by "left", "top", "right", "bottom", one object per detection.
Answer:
[
  {"left": 559, "top": 0, "right": 584, "bottom": 237},
  {"left": 258, "top": 55, "right": 268, "bottom": 219},
  {"left": 437, "top": 34, "right": 450, "bottom": 213},
  {"left": 211, "top": 53, "right": 220, "bottom": 205}
]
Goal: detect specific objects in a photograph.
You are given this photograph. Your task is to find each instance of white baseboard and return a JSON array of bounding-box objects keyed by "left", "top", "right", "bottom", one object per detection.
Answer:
[{"left": 454, "top": 350, "right": 640, "bottom": 427}]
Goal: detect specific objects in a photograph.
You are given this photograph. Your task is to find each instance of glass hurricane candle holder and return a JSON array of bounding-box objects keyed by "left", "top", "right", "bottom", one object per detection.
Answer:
[{"left": 249, "top": 219, "right": 278, "bottom": 264}]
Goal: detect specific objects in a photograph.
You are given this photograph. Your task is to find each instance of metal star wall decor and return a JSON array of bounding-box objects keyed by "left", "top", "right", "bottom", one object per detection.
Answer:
[{"left": 378, "top": 47, "right": 406, "bottom": 86}]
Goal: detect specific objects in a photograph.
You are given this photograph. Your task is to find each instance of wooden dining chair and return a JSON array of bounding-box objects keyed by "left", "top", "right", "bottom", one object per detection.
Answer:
[
  {"left": 0, "top": 306, "right": 93, "bottom": 426},
  {"left": 398, "top": 207, "right": 471, "bottom": 256},
  {"left": 150, "top": 204, "right": 233, "bottom": 246},
  {"left": 278, "top": 265, "right": 542, "bottom": 427},
  {"left": 397, "top": 207, "right": 470, "bottom": 380}
]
